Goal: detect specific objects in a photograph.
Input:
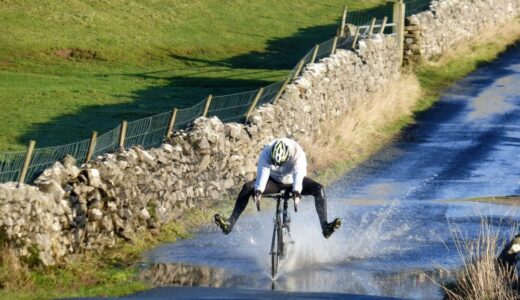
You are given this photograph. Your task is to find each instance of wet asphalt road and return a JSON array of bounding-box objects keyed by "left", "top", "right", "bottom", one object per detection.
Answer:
[{"left": 76, "top": 45, "right": 520, "bottom": 300}]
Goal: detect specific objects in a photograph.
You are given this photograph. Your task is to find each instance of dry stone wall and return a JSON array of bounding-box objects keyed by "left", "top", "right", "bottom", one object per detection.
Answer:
[
  {"left": 0, "top": 35, "right": 399, "bottom": 266},
  {"left": 404, "top": 0, "right": 520, "bottom": 63}
]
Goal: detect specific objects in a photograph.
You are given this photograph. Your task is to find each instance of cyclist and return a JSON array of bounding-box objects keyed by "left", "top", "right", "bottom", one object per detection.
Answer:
[{"left": 214, "top": 138, "right": 342, "bottom": 238}]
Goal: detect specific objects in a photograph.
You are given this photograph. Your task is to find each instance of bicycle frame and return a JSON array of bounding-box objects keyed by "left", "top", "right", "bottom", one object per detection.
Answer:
[{"left": 263, "top": 191, "right": 297, "bottom": 278}]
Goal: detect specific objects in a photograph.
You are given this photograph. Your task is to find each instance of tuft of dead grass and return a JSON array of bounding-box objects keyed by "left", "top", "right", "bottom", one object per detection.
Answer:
[
  {"left": 0, "top": 247, "right": 31, "bottom": 290},
  {"left": 301, "top": 73, "right": 422, "bottom": 180},
  {"left": 442, "top": 220, "right": 520, "bottom": 300}
]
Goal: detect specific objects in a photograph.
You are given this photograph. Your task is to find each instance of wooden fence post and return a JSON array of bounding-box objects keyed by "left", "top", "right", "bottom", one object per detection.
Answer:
[
  {"left": 273, "top": 76, "right": 291, "bottom": 104},
  {"left": 202, "top": 95, "right": 213, "bottom": 118},
  {"left": 292, "top": 59, "right": 305, "bottom": 81},
  {"left": 331, "top": 36, "right": 339, "bottom": 55},
  {"left": 351, "top": 27, "right": 360, "bottom": 49},
  {"left": 245, "top": 88, "right": 264, "bottom": 120},
  {"left": 368, "top": 17, "right": 377, "bottom": 38},
  {"left": 390, "top": 0, "right": 399, "bottom": 34},
  {"left": 119, "top": 121, "right": 128, "bottom": 149},
  {"left": 86, "top": 131, "right": 97, "bottom": 161},
  {"left": 166, "top": 108, "right": 178, "bottom": 138},
  {"left": 380, "top": 16, "right": 388, "bottom": 35},
  {"left": 18, "top": 140, "right": 36, "bottom": 184},
  {"left": 389, "top": 0, "right": 405, "bottom": 65},
  {"left": 340, "top": 5, "right": 348, "bottom": 38},
  {"left": 311, "top": 44, "right": 320, "bottom": 64}
]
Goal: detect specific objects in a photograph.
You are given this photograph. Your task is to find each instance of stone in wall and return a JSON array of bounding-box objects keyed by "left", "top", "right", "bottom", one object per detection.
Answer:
[
  {"left": 404, "top": 15, "right": 422, "bottom": 64},
  {"left": 406, "top": 0, "right": 520, "bottom": 62}
]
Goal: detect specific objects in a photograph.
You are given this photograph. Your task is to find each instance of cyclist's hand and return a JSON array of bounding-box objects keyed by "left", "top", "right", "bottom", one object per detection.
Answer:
[
  {"left": 293, "top": 191, "right": 301, "bottom": 206},
  {"left": 254, "top": 190, "right": 262, "bottom": 211}
]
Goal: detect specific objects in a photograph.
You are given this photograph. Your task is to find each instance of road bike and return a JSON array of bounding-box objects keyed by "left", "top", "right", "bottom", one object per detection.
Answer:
[{"left": 257, "top": 190, "right": 298, "bottom": 278}]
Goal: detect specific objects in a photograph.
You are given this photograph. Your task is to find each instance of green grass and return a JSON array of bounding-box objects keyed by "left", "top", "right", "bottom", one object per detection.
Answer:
[{"left": 0, "top": 0, "right": 386, "bottom": 151}]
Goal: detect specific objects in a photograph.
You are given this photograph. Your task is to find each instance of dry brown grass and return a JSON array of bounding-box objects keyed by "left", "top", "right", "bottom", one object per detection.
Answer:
[
  {"left": 442, "top": 221, "right": 520, "bottom": 300},
  {"left": 301, "top": 73, "right": 422, "bottom": 178},
  {"left": 0, "top": 247, "right": 31, "bottom": 290}
]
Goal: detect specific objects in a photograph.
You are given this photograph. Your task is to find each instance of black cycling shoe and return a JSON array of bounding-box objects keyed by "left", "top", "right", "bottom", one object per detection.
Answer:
[
  {"left": 214, "top": 214, "right": 232, "bottom": 235},
  {"left": 322, "top": 218, "right": 342, "bottom": 239}
]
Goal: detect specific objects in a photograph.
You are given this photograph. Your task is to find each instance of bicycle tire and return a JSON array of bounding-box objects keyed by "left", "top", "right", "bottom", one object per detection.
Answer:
[
  {"left": 271, "top": 216, "right": 280, "bottom": 277},
  {"left": 278, "top": 221, "right": 284, "bottom": 259},
  {"left": 271, "top": 245, "right": 278, "bottom": 278}
]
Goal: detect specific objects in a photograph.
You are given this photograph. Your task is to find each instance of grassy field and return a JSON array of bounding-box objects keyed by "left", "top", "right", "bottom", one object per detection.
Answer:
[{"left": 0, "top": 0, "right": 387, "bottom": 151}]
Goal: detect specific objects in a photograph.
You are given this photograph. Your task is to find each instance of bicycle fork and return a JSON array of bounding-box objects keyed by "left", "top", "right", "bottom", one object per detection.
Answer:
[
  {"left": 282, "top": 200, "right": 294, "bottom": 246},
  {"left": 270, "top": 198, "right": 282, "bottom": 256}
]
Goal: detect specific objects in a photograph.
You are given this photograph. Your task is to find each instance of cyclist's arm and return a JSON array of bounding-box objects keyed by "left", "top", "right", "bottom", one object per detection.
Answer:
[
  {"left": 254, "top": 146, "right": 271, "bottom": 193},
  {"left": 291, "top": 144, "right": 307, "bottom": 193}
]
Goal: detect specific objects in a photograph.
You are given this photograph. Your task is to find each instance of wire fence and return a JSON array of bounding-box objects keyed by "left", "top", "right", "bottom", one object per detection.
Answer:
[
  {"left": 26, "top": 139, "right": 91, "bottom": 182},
  {"left": 125, "top": 111, "right": 172, "bottom": 149},
  {"left": 347, "top": 2, "right": 394, "bottom": 26},
  {"left": 0, "top": 151, "right": 27, "bottom": 183},
  {"left": 346, "top": 0, "right": 432, "bottom": 26},
  {"left": 258, "top": 80, "right": 285, "bottom": 106},
  {"left": 405, "top": 0, "right": 433, "bottom": 17},
  {"left": 174, "top": 100, "right": 206, "bottom": 130},
  {"left": 209, "top": 89, "right": 259, "bottom": 123},
  {"left": 315, "top": 38, "right": 336, "bottom": 62},
  {"left": 0, "top": 1, "right": 434, "bottom": 184},
  {"left": 92, "top": 125, "right": 121, "bottom": 158}
]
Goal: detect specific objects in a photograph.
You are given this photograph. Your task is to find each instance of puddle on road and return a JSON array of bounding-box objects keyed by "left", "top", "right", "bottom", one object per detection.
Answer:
[
  {"left": 139, "top": 262, "right": 452, "bottom": 300},
  {"left": 141, "top": 198, "right": 520, "bottom": 300},
  {"left": 139, "top": 263, "right": 226, "bottom": 288},
  {"left": 468, "top": 74, "right": 518, "bottom": 121}
]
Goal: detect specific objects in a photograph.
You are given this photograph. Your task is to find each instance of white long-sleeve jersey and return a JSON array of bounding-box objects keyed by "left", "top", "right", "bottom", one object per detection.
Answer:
[{"left": 254, "top": 138, "right": 307, "bottom": 193}]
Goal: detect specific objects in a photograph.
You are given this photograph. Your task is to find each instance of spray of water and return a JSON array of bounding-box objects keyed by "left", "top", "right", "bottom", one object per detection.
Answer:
[{"left": 233, "top": 197, "right": 412, "bottom": 279}]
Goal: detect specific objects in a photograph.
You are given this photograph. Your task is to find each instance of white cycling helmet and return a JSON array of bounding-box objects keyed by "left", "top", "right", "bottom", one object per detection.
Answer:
[{"left": 270, "top": 139, "right": 289, "bottom": 166}]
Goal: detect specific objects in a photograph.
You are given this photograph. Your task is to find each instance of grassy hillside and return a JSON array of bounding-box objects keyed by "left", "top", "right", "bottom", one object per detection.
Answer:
[{"left": 0, "top": 0, "right": 385, "bottom": 151}]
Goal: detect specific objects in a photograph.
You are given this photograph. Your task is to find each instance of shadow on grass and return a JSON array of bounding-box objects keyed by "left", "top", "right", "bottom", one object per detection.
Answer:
[
  {"left": 19, "top": 22, "right": 339, "bottom": 147},
  {"left": 19, "top": 76, "right": 272, "bottom": 148},
  {"left": 19, "top": 3, "right": 397, "bottom": 148}
]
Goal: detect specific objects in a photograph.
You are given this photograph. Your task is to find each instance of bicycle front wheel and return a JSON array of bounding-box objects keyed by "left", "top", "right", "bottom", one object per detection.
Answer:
[
  {"left": 271, "top": 223, "right": 279, "bottom": 278},
  {"left": 271, "top": 247, "right": 278, "bottom": 278}
]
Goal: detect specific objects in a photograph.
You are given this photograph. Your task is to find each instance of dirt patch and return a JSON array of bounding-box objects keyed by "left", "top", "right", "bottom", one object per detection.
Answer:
[
  {"left": 441, "top": 196, "right": 520, "bottom": 206},
  {"left": 54, "top": 48, "right": 103, "bottom": 61},
  {"left": 466, "top": 196, "right": 520, "bottom": 206},
  {"left": 0, "top": 60, "right": 15, "bottom": 68}
]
